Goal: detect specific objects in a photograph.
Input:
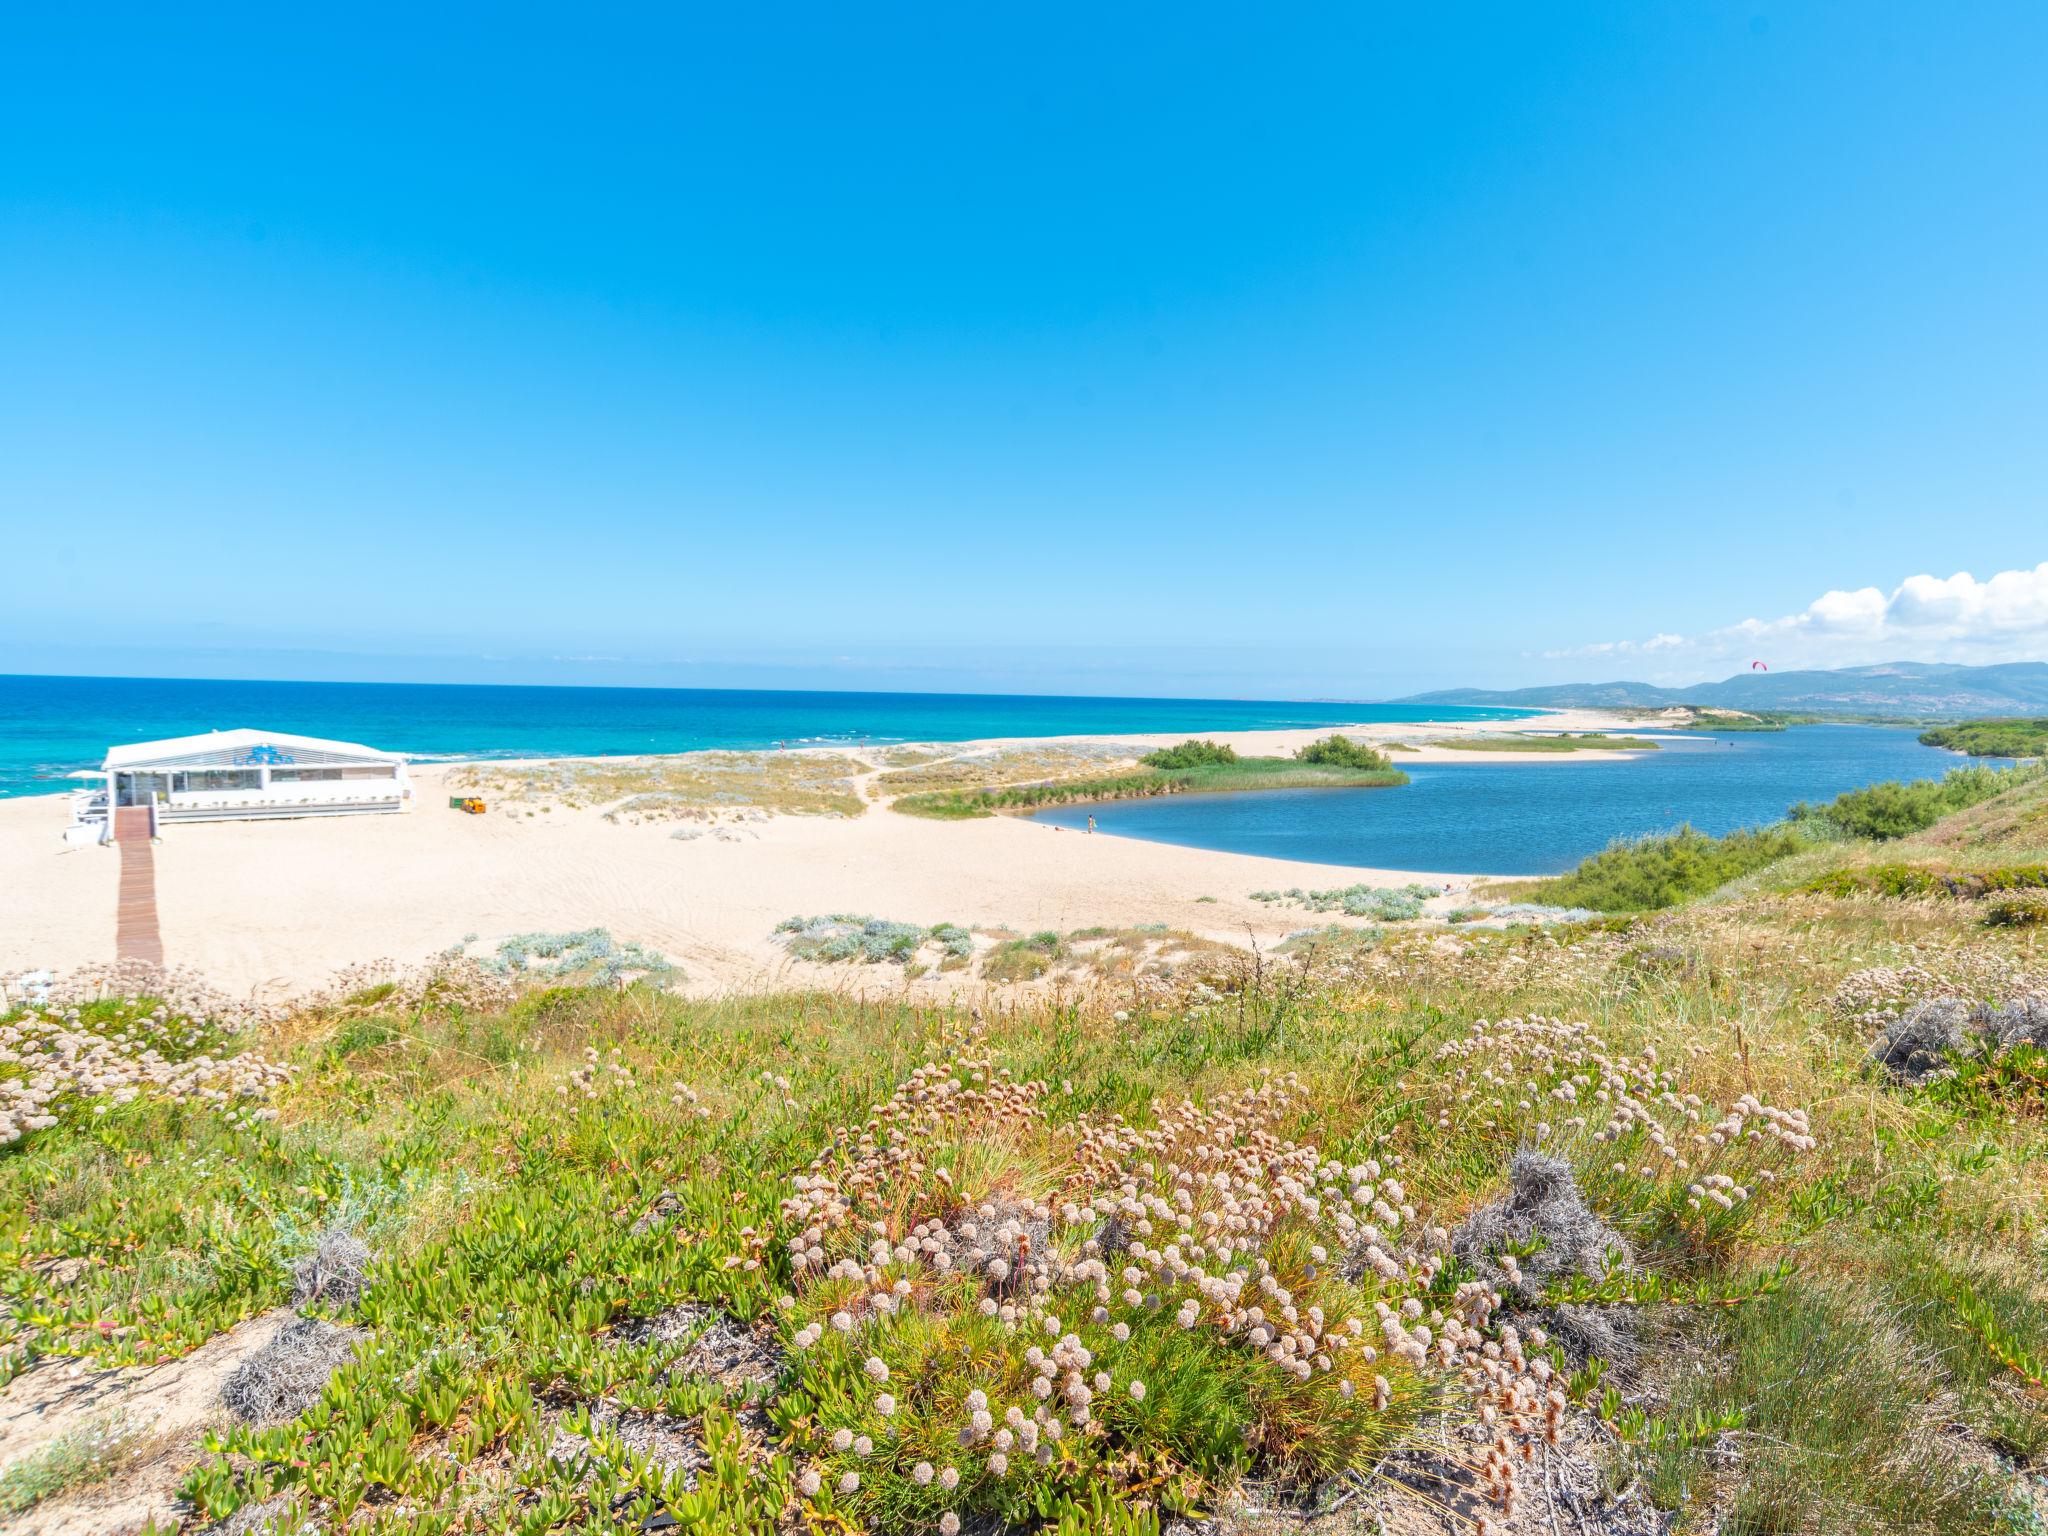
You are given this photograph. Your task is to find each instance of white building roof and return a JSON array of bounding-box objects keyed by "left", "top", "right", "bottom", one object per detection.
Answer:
[{"left": 103, "top": 729, "right": 405, "bottom": 771}]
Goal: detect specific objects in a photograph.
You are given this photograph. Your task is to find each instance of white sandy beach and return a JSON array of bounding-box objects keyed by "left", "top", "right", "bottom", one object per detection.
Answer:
[{"left": 0, "top": 710, "right": 1645, "bottom": 1000}]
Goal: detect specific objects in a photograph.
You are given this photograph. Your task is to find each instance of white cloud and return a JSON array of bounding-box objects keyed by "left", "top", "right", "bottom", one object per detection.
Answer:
[{"left": 1544, "top": 562, "right": 2048, "bottom": 676}]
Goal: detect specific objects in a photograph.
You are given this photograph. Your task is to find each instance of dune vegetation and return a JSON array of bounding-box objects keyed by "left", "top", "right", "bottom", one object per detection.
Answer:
[
  {"left": 6, "top": 773, "right": 2048, "bottom": 1534},
  {"left": 1921, "top": 718, "right": 2048, "bottom": 760},
  {"left": 891, "top": 739, "right": 1407, "bottom": 820},
  {"left": 448, "top": 753, "right": 870, "bottom": 822},
  {"left": 873, "top": 746, "right": 1142, "bottom": 796}
]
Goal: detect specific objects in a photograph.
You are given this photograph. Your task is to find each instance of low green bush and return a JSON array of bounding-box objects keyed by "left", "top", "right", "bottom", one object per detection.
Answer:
[
  {"left": 1791, "top": 764, "right": 2044, "bottom": 842},
  {"left": 1802, "top": 865, "right": 2048, "bottom": 900},
  {"left": 1536, "top": 824, "right": 1810, "bottom": 912},
  {"left": 1293, "top": 735, "right": 1392, "bottom": 770},
  {"left": 1919, "top": 718, "right": 2048, "bottom": 759},
  {"left": 1140, "top": 739, "right": 1238, "bottom": 769},
  {"left": 979, "top": 933, "right": 1065, "bottom": 981}
]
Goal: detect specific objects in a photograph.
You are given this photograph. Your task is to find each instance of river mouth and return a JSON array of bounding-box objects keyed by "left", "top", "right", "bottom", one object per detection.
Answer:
[{"left": 1028, "top": 726, "right": 2002, "bottom": 875}]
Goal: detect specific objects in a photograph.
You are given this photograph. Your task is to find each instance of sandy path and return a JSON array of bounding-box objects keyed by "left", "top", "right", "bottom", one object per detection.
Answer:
[{"left": 0, "top": 712, "right": 1646, "bottom": 999}]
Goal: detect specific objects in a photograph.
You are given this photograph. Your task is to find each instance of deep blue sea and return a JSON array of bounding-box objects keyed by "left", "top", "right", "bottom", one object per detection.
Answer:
[
  {"left": 1032, "top": 725, "right": 1998, "bottom": 875},
  {"left": 0, "top": 674, "right": 1533, "bottom": 799}
]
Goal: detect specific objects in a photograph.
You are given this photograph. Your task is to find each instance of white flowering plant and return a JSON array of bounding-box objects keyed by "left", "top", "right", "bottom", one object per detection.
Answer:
[{"left": 767, "top": 1053, "right": 1465, "bottom": 1529}]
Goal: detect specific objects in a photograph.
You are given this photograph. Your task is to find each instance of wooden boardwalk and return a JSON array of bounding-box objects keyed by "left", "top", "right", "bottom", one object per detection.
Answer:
[{"left": 113, "top": 807, "right": 164, "bottom": 966}]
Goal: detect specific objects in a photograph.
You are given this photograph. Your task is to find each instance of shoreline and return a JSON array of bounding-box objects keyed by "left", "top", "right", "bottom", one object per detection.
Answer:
[
  {"left": 0, "top": 684, "right": 1552, "bottom": 801},
  {"left": 0, "top": 710, "right": 1644, "bottom": 999}
]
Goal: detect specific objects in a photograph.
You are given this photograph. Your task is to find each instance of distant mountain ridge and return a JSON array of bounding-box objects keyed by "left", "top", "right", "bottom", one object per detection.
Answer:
[{"left": 1399, "top": 661, "right": 2048, "bottom": 717}]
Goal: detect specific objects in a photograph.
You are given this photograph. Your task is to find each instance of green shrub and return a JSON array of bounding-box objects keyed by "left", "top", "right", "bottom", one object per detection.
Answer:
[
  {"left": 1140, "top": 739, "right": 1238, "bottom": 769},
  {"left": 1919, "top": 719, "right": 2048, "bottom": 759},
  {"left": 1790, "top": 764, "right": 2045, "bottom": 842},
  {"left": 1293, "top": 735, "right": 1392, "bottom": 771},
  {"left": 1537, "top": 824, "right": 1810, "bottom": 912}
]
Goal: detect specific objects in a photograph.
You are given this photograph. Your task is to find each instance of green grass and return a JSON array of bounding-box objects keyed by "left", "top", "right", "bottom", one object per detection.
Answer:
[
  {"left": 1174, "top": 758, "right": 1408, "bottom": 791},
  {"left": 891, "top": 770, "right": 1178, "bottom": 819},
  {"left": 1633, "top": 1280, "right": 2011, "bottom": 1533},
  {"left": 1802, "top": 863, "right": 2048, "bottom": 899},
  {"left": 890, "top": 757, "right": 1407, "bottom": 818},
  {"left": 1920, "top": 718, "right": 2048, "bottom": 759}
]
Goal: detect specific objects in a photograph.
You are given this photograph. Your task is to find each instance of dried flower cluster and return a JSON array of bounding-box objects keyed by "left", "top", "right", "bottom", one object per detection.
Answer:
[
  {"left": 311, "top": 953, "right": 521, "bottom": 1015},
  {"left": 1831, "top": 950, "right": 2046, "bottom": 1032},
  {"left": 1429, "top": 1015, "right": 1815, "bottom": 1243},
  {"left": 1306, "top": 923, "right": 1641, "bottom": 1001},
  {"left": 562, "top": 1045, "right": 636, "bottom": 1100},
  {"left": 0, "top": 999, "right": 293, "bottom": 1146},
  {"left": 19, "top": 960, "right": 283, "bottom": 1031},
  {"left": 772, "top": 1052, "right": 1492, "bottom": 1522}
]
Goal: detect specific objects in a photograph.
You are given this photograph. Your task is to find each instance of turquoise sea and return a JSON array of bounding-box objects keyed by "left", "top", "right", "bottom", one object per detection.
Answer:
[{"left": 0, "top": 674, "right": 1533, "bottom": 799}]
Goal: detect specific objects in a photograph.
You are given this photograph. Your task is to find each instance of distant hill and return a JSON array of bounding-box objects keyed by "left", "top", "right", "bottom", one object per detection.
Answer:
[{"left": 1400, "top": 661, "right": 2048, "bottom": 717}]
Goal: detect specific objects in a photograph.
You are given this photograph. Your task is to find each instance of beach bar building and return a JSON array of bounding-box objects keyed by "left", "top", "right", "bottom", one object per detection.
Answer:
[{"left": 71, "top": 730, "right": 414, "bottom": 838}]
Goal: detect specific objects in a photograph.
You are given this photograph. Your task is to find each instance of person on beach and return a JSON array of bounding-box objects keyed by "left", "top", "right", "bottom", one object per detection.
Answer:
[{"left": 1087, "top": 814, "right": 1096, "bottom": 834}]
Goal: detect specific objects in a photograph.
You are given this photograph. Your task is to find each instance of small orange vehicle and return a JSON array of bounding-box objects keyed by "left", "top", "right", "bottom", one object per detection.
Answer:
[{"left": 448, "top": 796, "right": 487, "bottom": 815}]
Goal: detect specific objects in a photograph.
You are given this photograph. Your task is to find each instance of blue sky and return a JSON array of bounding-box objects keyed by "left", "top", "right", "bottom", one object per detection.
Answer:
[{"left": 3, "top": 3, "right": 2044, "bottom": 698}]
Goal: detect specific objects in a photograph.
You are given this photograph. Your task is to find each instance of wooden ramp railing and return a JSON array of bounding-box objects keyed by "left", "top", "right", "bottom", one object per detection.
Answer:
[{"left": 113, "top": 807, "right": 164, "bottom": 966}]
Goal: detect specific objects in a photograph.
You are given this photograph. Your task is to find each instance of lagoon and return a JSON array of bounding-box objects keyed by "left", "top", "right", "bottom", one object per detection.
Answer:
[{"left": 1032, "top": 726, "right": 1993, "bottom": 875}]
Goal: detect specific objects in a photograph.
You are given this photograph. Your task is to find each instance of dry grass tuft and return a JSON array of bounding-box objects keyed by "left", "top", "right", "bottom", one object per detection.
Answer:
[
  {"left": 219, "top": 1318, "right": 360, "bottom": 1426},
  {"left": 291, "top": 1227, "right": 371, "bottom": 1312}
]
